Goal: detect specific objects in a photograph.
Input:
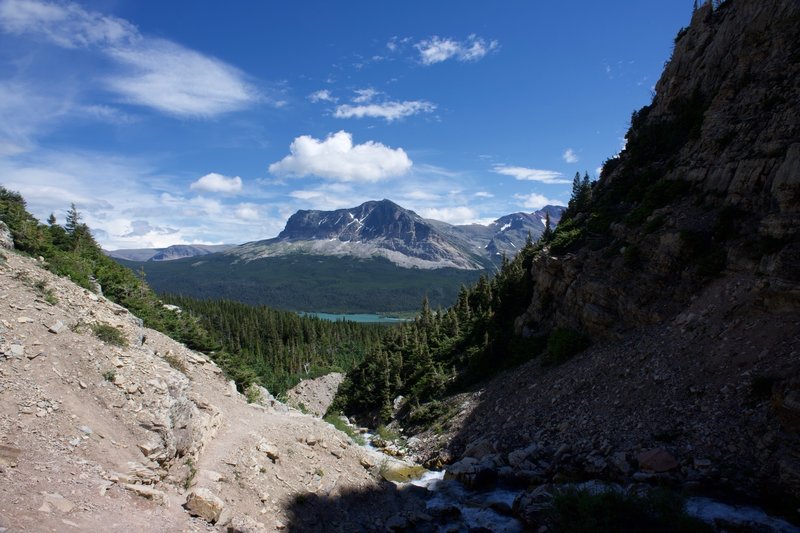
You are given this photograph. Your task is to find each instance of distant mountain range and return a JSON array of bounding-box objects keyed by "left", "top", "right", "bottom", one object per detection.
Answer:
[
  {"left": 107, "top": 244, "right": 233, "bottom": 262},
  {"left": 231, "top": 199, "right": 563, "bottom": 270},
  {"left": 111, "top": 200, "right": 564, "bottom": 312}
]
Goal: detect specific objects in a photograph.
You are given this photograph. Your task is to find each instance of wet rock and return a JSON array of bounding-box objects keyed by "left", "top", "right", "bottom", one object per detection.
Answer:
[{"left": 444, "top": 457, "right": 498, "bottom": 490}]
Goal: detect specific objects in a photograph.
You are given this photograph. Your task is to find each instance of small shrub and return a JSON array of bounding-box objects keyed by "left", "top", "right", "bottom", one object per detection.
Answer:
[
  {"left": 164, "top": 353, "right": 189, "bottom": 375},
  {"left": 184, "top": 458, "right": 197, "bottom": 490},
  {"left": 244, "top": 384, "right": 262, "bottom": 404},
  {"left": 544, "top": 328, "right": 590, "bottom": 365},
  {"left": 376, "top": 424, "right": 399, "bottom": 442},
  {"left": 92, "top": 322, "right": 128, "bottom": 347},
  {"left": 323, "top": 414, "right": 365, "bottom": 445},
  {"left": 103, "top": 370, "right": 116, "bottom": 382},
  {"left": 550, "top": 227, "right": 585, "bottom": 254}
]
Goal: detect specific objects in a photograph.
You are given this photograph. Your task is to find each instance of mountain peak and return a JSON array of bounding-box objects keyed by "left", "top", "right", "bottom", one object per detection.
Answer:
[{"left": 235, "top": 200, "right": 565, "bottom": 270}]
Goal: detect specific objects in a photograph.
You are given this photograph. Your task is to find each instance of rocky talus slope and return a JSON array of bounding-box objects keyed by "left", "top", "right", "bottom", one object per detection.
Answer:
[
  {"left": 399, "top": 0, "right": 800, "bottom": 526},
  {"left": 286, "top": 373, "right": 344, "bottom": 418},
  {"left": 0, "top": 251, "right": 419, "bottom": 532}
]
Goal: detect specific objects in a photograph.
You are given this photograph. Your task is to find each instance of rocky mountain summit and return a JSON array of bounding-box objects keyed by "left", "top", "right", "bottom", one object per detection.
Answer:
[
  {"left": 230, "top": 199, "right": 563, "bottom": 270},
  {"left": 0, "top": 250, "right": 427, "bottom": 532}
]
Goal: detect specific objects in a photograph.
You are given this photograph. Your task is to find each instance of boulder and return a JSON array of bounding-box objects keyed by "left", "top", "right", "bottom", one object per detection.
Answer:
[
  {"left": 257, "top": 441, "right": 279, "bottom": 462},
  {"left": 443, "top": 456, "right": 498, "bottom": 490},
  {"left": 184, "top": 488, "right": 225, "bottom": 524},
  {"left": 637, "top": 448, "right": 679, "bottom": 472}
]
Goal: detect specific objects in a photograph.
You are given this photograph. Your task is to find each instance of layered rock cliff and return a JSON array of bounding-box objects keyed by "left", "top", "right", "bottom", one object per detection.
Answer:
[{"left": 518, "top": 0, "right": 800, "bottom": 338}]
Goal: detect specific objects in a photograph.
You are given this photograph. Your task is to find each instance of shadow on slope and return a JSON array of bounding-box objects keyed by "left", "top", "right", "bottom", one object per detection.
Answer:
[{"left": 284, "top": 481, "right": 436, "bottom": 532}]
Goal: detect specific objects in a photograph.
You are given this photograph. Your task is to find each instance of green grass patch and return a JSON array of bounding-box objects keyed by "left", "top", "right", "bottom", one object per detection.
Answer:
[
  {"left": 92, "top": 322, "right": 128, "bottom": 347},
  {"left": 323, "top": 414, "right": 366, "bottom": 446}
]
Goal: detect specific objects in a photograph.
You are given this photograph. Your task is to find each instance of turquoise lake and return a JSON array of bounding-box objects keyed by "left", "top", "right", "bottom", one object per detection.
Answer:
[{"left": 299, "top": 312, "right": 409, "bottom": 324}]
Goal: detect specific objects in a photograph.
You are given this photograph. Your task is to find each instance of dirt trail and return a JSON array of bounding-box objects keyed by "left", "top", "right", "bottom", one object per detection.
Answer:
[{"left": 0, "top": 250, "right": 391, "bottom": 532}]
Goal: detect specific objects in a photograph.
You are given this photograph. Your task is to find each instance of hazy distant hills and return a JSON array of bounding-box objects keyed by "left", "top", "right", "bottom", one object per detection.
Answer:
[
  {"left": 106, "top": 244, "right": 234, "bottom": 262},
  {"left": 112, "top": 199, "right": 564, "bottom": 312}
]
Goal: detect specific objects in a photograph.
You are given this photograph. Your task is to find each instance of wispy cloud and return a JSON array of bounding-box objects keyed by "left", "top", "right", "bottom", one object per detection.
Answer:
[
  {"left": 269, "top": 130, "right": 412, "bottom": 183},
  {"left": 190, "top": 172, "right": 243, "bottom": 194},
  {"left": 514, "top": 193, "right": 562, "bottom": 210},
  {"left": 417, "top": 206, "right": 485, "bottom": 225},
  {"left": 415, "top": 34, "right": 499, "bottom": 65},
  {"left": 308, "top": 89, "right": 337, "bottom": 103},
  {"left": 562, "top": 148, "right": 579, "bottom": 163},
  {"left": 352, "top": 88, "right": 379, "bottom": 103},
  {"left": 331, "top": 88, "right": 435, "bottom": 122},
  {"left": 334, "top": 100, "right": 435, "bottom": 122},
  {"left": 492, "top": 165, "right": 570, "bottom": 184},
  {"left": 0, "top": 0, "right": 261, "bottom": 118}
]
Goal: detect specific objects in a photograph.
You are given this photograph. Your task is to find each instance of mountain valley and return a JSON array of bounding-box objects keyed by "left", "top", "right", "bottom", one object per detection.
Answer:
[{"left": 1, "top": 0, "right": 799, "bottom": 531}]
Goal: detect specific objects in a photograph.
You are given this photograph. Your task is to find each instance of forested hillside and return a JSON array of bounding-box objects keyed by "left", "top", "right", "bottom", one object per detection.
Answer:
[
  {"left": 163, "top": 295, "right": 388, "bottom": 394},
  {"left": 0, "top": 186, "right": 389, "bottom": 396}
]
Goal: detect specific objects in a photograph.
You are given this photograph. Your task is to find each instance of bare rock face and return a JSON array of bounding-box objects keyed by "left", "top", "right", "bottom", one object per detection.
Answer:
[
  {"left": 519, "top": 0, "right": 800, "bottom": 339},
  {"left": 0, "top": 220, "right": 13, "bottom": 250}
]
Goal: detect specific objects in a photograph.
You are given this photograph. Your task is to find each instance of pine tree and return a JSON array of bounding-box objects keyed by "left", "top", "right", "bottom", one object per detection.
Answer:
[
  {"left": 542, "top": 212, "right": 553, "bottom": 242},
  {"left": 47, "top": 213, "right": 57, "bottom": 225},
  {"left": 65, "top": 203, "right": 81, "bottom": 234}
]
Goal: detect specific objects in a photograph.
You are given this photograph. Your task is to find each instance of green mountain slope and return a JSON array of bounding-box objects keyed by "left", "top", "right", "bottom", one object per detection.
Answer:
[{"left": 119, "top": 253, "right": 484, "bottom": 313}]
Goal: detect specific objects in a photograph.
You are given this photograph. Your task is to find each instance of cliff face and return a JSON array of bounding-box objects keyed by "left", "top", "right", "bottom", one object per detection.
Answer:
[{"left": 519, "top": 0, "right": 800, "bottom": 338}]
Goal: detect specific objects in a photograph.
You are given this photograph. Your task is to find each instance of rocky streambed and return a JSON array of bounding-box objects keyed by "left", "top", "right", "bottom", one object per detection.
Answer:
[{"left": 361, "top": 430, "right": 800, "bottom": 532}]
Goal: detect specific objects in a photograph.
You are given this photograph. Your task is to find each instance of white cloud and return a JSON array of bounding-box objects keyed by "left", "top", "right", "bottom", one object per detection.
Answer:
[
  {"left": 0, "top": 0, "right": 260, "bottom": 118},
  {"left": 0, "top": 0, "right": 137, "bottom": 48},
  {"left": 334, "top": 100, "right": 435, "bottom": 122},
  {"left": 308, "top": 89, "right": 336, "bottom": 103},
  {"left": 492, "top": 165, "right": 571, "bottom": 184},
  {"left": 352, "top": 88, "right": 379, "bottom": 103},
  {"left": 474, "top": 191, "right": 494, "bottom": 198},
  {"left": 235, "top": 203, "right": 260, "bottom": 221},
  {"left": 0, "top": 148, "right": 283, "bottom": 248},
  {"left": 514, "top": 193, "right": 562, "bottom": 210},
  {"left": 415, "top": 34, "right": 499, "bottom": 65},
  {"left": 403, "top": 190, "right": 440, "bottom": 202},
  {"left": 562, "top": 148, "right": 579, "bottom": 163},
  {"left": 106, "top": 40, "right": 259, "bottom": 118},
  {"left": 417, "top": 206, "right": 482, "bottom": 225},
  {"left": 269, "top": 130, "right": 412, "bottom": 183},
  {"left": 190, "top": 172, "right": 243, "bottom": 194}
]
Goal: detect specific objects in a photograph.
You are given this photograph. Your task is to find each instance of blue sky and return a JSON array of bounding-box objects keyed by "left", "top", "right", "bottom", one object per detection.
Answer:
[{"left": 0, "top": 0, "right": 692, "bottom": 249}]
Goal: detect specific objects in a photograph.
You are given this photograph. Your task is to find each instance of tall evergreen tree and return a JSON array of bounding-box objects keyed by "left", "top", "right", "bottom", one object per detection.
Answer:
[{"left": 542, "top": 212, "right": 553, "bottom": 242}]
